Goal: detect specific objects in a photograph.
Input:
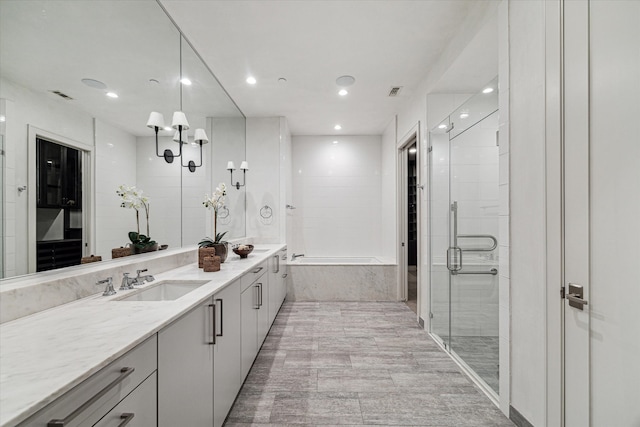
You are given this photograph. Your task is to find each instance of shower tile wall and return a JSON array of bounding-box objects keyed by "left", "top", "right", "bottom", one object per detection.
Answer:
[
  {"left": 451, "top": 112, "right": 500, "bottom": 337},
  {"left": 291, "top": 136, "right": 383, "bottom": 257}
]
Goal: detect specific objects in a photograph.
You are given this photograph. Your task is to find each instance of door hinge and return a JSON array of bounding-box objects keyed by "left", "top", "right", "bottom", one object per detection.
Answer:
[
  {"left": 401, "top": 242, "right": 405, "bottom": 247},
  {"left": 428, "top": 146, "right": 433, "bottom": 153},
  {"left": 560, "top": 286, "right": 566, "bottom": 299}
]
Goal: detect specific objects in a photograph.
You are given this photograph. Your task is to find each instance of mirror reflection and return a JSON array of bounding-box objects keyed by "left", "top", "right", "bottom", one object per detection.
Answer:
[{"left": 0, "top": 0, "right": 246, "bottom": 280}]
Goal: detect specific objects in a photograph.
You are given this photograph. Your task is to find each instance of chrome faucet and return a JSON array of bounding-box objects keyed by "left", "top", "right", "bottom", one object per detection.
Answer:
[
  {"left": 120, "top": 272, "right": 137, "bottom": 290},
  {"left": 96, "top": 277, "right": 116, "bottom": 296},
  {"left": 291, "top": 253, "right": 305, "bottom": 261},
  {"left": 136, "top": 269, "right": 155, "bottom": 285}
]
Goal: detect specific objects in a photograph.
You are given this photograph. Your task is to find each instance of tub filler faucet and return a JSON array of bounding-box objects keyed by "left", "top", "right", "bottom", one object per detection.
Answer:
[{"left": 291, "top": 253, "right": 305, "bottom": 261}]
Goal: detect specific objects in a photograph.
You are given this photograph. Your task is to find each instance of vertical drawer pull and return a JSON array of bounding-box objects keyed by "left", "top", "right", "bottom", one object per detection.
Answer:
[
  {"left": 118, "top": 413, "right": 135, "bottom": 427},
  {"left": 208, "top": 304, "right": 216, "bottom": 345},
  {"left": 47, "top": 367, "right": 135, "bottom": 426},
  {"left": 216, "top": 298, "right": 224, "bottom": 337}
]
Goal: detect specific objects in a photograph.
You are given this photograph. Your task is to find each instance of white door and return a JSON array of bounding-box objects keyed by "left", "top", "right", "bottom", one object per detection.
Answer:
[{"left": 563, "top": 1, "right": 640, "bottom": 426}]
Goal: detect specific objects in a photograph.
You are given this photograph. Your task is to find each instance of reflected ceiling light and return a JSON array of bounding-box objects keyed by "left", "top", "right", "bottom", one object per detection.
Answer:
[
  {"left": 227, "top": 160, "right": 249, "bottom": 189},
  {"left": 333, "top": 140, "right": 339, "bottom": 144},
  {"left": 334, "top": 124, "right": 342, "bottom": 130},
  {"left": 338, "top": 89, "right": 348, "bottom": 96},
  {"left": 459, "top": 112, "right": 469, "bottom": 119},
  {"left": 409, "top": 147, "right": 417, "bottom": 154},
  {"left": 106, "top": 92, "right": 118, "bottom": 98},
  {"left": 0, "top": 115, "right": 5, "bottom": 122},
  {"left": 482, "top": 87, "right": 494, "bottom": 94},
  {"left": 336, "top": 75, "right": 356, "bottom": 86},
  {"left": 438, "top": 124, "right": 447, "bottom": 129},
  {"left": 180, "top": 78, "right": 192, "bottom": 86},
  {"left": 246, "top": 76, "right": 257, "bottom": 85},
  {"left": 81, "top": 78, "right": 107, "bottom": 90}
]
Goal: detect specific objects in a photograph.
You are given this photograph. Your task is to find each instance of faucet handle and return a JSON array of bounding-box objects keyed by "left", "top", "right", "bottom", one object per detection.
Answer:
[
  {"left": 96, "top": 277, "right": 116, "bottom": 296},
  {"left": 136, "top": 269, "right": 147, "bottom": 276}
]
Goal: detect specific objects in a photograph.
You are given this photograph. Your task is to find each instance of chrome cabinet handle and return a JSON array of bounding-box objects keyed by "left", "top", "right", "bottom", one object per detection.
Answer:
[
  {"left": 208, "top": 303, "right": 216, "bottom": 345},
  {"left": 216, "top": 298, "right": 223, "bottom": 337},
  {"left": 47, "top": 367, "right": 135, "bottom": 426},
  {"left": 282, "top": 273, "right": 288, "bottom": 279},
  {"left": 252, "top": 267, "right": 263, "bottom": 274},
  {"left": 254, "top": 285, "right": 260, "bottom": 309},
  {"left": 281, "top": 254, "right": 287, "bottom": 260},
  {"left": 118, "top": 413, "right": 135, "bottom": 427},
  {"left": 566, "top": 294, "right": 588, "bottom": 306},
  {"left": 258, "top": 283, "right": 263, "bottom": 307},
  {"left": 275, "top": 255, "right": 280, "bottom": 273}
]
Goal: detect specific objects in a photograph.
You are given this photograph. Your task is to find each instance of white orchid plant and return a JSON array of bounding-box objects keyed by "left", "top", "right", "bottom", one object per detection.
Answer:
[
  {"left": 201, "top": 183, "right": 228, "bottom": 246},
  {"left": 116, "top": 185, "right": 155, "bottom": 250}
]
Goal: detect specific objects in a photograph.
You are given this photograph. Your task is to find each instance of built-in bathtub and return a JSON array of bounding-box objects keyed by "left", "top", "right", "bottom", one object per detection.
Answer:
[{"left": 287, "top": 256, "right": 398, "bottom": 301}]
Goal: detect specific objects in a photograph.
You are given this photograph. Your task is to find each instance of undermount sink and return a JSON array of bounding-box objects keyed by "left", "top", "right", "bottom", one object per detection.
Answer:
[
  {"left": 251, "top": 249, "right": 270, "bottom": 253},
  {"left": 116, "top": 280, "right": 210, "bottom": 302}
]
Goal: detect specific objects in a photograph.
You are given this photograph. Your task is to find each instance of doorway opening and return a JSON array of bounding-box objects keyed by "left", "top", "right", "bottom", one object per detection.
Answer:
[{"left": 406, "top": 141, "right": 418, "bottom": 314}]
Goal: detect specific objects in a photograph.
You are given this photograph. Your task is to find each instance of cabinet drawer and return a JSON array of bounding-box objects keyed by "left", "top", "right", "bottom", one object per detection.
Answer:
[
  {"left": 18, "top": 335, "right": 157, "bottom": 427},
  {"left": 241, "top": 261, "right": 267, "bottom": 292},
  {"left": 93, "top": 372, "right": 157, "bottom": 427}
]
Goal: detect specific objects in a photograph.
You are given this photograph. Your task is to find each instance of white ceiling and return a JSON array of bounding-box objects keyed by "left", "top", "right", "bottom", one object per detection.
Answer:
[{"left": 160, "top": 0, "right": 480, "bottom": 136}]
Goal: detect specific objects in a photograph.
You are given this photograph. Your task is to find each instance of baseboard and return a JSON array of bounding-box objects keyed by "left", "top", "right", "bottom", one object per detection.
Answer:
[{"left": 509, "top": 405, "right": 534, "bottom": 427}]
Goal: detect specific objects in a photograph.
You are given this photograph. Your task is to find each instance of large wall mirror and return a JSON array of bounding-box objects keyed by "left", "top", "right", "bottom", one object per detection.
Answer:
[{"left": 0, "top": 0, "right": 246, "bottom": 280}]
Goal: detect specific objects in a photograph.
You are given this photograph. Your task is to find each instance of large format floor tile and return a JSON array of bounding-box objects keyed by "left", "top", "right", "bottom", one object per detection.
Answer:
[{"left": 225, "top": 301, "right": 512, "bottom": 426}]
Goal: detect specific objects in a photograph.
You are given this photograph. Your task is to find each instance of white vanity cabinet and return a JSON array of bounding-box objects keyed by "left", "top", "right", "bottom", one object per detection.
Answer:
[
  {"left": 268, "top": 249, "right": 288, "bottom": 325},
  {"left": 16, "top": 336, "right": 157, "bottom": 427},
  {"left": 212, "top": 280, "right": 242, "bottom": 427},
  {"left": 240, "top": 261, "right": 268, "bottom": 380},
  {"left": 92, "top": 373, "right": 157, "bottom": 427},
  {"left": 158, "top": 298, "right": 214, "bottom": 426}
]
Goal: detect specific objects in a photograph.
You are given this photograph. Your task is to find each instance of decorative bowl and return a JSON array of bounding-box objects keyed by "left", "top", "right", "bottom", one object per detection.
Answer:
[{"left": 233, "top": 244, "right": 254, "bottom": 259}]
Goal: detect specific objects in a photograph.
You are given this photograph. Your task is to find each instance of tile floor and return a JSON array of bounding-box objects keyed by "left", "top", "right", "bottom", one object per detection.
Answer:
[{"left": 225, "top": 301, "right": 513, "bottom": 426}]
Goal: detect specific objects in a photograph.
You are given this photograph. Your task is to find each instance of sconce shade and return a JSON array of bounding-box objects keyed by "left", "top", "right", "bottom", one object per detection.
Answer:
[
  {"left": 240, "top": 161, "right": 249, "bottom": 171},
  {"left": 193, "top": 128, "right": 209, "bottom": 144},
  {"left": 227, "top": 161, "right": 235, "bottom": 170},
  {"left": 147, "top": 112, "right": 165, "bottom": 129},
  {"left": 171, "top": 111, "right": 190, "bottom": 130},
  {"left": 173, "top": 130, "right": 189, "bottom": 144}
]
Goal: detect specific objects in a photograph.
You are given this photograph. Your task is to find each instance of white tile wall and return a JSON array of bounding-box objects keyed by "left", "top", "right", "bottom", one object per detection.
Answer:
[
  {"left": 291, "top": 135, "right": 382, "bottom": 257},
  {"left": 95, "top": 119, "right": 137, "bottom": 260}
]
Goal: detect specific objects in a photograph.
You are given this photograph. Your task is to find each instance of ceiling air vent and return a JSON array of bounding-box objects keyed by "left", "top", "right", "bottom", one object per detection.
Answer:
[
  {"left": 50, "top": 90, "right": 74, "bottom": 100},
  {"left": 388, "top": 86, "right": 403, "bottom": 97}
]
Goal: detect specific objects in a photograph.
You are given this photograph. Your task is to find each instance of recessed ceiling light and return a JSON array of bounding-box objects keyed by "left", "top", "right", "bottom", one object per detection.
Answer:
[
  {"left": 334, "top": 124, "right": 342, "bottom": 130},
  {"left": 333, "top": 140, "right": 339, "bottom": 144},
  {"left": 459, "top": 112, "right": 469, "bottom": 119},
  {"left": 409, "top": 147, "right": 417, "bottom": 154},
  {"left": 438, "top": 124, "right": 447, "bottom": 129},
  {"left": 81, "top": 78, "right": 107, "bottom": 90},
  {"left": 336, "top": 75, "right": 356, "bottom": 87},
  {"left": 338, "top": 89, "right": 348, "bottom": 96},
  {"left": 482, "top": 87, "right": 494, "bottom": 94},
  {"left": 106, "top": 92, "right": 118, "bottom": 98},
  {"left": 180, "top": 78, "right": 192, "bottom": 86},
  {"left": 246, "top": 76, "right": 257, "bottom": 85}
]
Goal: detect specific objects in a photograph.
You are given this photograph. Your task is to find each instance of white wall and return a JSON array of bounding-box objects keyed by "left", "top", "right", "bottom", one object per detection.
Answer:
[
  {"left": 0, "top": 77, "right": 94, "bottom": 276},
  {"left": 291, "top": 135, "right": 382, "bottom": 257},
  {"left": 508, "top": 0, "right": 546, "bottom": 424},
  {"left": 380, "top": 117, "right": 397, "bottom": 261},
  {"left": 135, "top": 136, "right": 182, "bottom": 251},
  {"left": 94, "top": 119, "right": 137, "bottom": 260}
]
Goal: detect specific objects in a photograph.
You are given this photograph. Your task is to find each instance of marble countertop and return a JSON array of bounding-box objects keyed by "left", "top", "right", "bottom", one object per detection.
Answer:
[{"left": 0, "top": 244, "right": 285, "bottom": 427}]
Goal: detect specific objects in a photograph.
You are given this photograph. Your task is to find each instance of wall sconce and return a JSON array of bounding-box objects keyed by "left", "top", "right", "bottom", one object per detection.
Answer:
[
  {"left": 146, "top": 111, "right": 189, "bottom": 163},
  {"left": 183, "top": 128, "right": 208, "bottom": 173},
  {"left": 227, "top": 160, "right": 249, "bottom": 189}
]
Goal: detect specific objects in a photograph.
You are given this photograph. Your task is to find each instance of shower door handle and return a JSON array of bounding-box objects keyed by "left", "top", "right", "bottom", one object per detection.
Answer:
[{"left": 446, "top": 247, "right": 462, "bottom": 272}]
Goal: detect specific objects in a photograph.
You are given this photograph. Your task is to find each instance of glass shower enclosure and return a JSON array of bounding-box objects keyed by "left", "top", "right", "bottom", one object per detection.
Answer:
[{"left": 429, "top": 78, "right": 500, "bottom": 395}]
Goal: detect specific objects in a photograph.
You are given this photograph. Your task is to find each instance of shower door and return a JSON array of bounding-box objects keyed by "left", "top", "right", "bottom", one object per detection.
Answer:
[{"left": 429, "top": 80, "right": 500, "bottom": 394}]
